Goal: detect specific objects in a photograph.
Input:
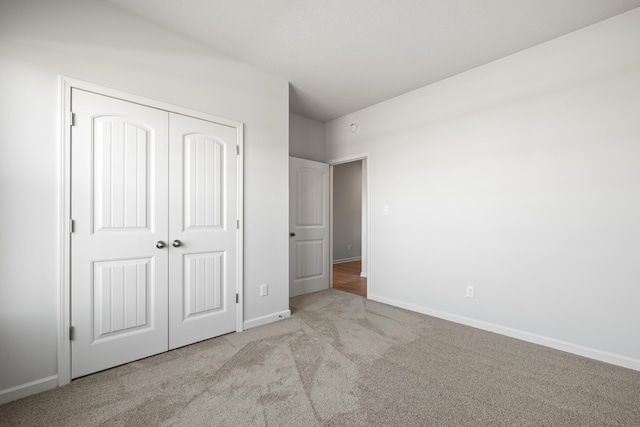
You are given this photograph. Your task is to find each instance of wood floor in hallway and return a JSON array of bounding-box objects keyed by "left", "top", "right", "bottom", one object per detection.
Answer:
[{"left": 332, "top": 260, "right": 367, "bottom": 297}]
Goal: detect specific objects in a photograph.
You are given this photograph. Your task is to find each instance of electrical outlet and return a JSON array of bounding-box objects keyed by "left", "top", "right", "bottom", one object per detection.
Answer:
[
  {"left": 466, "top": 286, "right": 475, "bottom": 298},
  {"left": 260, "top": 283, "right": 268, "bottom": 297},
  {"left": 347, "top": 244, "right": 351, "bottom": 251}
]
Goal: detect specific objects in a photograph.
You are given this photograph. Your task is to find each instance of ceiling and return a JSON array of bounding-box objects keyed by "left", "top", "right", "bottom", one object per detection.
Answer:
[{"left": 105, "top": 0, "right": 640, "bottom": 123}]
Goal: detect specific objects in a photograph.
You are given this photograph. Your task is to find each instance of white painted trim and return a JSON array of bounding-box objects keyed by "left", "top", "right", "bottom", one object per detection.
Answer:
[
  {"left": 329, "top": 166, "right": 334, "bottom": 288},
  {"left": 58, "top": 77, "right": 72, "bottom": 387},
  {"left": 360, "top": 159, "right": 368, "bottom": 279},
  {"left": 60, "top": 77, "right": 243, "bottom": 128},
  {"left": 328, "top": 153, "right": 370, "bottom": 166},
  {"left": 333, "top": 257, "right": 362, "bottom": 264},
  {"left": 58, "top": 76, "right": 245, "bottom": 387},
  {"left": 368, "top": 293, "right": 640, "bottom": 372},
  {"left": 236, "top": 123, "right": 244, "bottom": 333},
  {"left": 328, "top": 153, "right": 371, "bottom": 298},
  {"left": 0, "top": 375, "right": 58, "bottom": 405},
  {"left": 243, "top": 310, "right": 291, "bottom": 330}
]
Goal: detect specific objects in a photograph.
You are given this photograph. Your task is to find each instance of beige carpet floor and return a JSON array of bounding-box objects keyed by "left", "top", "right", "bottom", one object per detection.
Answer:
[{"left": 1, "top": 289, "right": 639, "bottom": 426}]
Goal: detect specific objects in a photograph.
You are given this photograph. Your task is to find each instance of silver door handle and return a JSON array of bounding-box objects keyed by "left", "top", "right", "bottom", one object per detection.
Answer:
[
  {"left": 172, "top": 240, "right": 182, "bottom": 248},
  {"left": 156, "top": 241, "right": 167, "bottom": 249},
  {"left": 289, "top": 232, "right": 296, "bottom": 237}
]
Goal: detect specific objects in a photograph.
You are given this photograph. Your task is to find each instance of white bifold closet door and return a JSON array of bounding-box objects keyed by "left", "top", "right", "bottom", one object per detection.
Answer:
[{"left": 70, "top": 89, "right": 238, "bottom": 379}]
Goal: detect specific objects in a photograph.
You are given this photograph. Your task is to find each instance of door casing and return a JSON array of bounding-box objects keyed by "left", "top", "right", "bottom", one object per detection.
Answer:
[
  {"left": 328, "top": 154, "right": 371, "bottom": 293},
  {"left": 58, "top": 77, "right": 244, "bottom": 386}
]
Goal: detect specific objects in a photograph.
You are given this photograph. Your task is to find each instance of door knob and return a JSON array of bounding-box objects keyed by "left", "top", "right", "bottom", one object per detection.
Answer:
[
  {"left": 172, "top": 240, "right": 182, "bottom": 248},
  {"left": 289, "top": 232, "right": 296, "bottom": 237},
  {"left": 156, "top": 241, "right": 167, "bottom": 249}
]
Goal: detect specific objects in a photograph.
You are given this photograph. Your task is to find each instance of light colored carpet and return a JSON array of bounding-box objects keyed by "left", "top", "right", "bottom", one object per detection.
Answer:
[{"left": 1, "top": 289, "right": 639, "bottom": 426}]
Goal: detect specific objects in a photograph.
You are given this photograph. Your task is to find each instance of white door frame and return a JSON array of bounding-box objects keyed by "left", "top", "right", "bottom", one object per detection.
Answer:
[
  {"left": 57, "top": 76, "right": 244, "bottom": 386},
  {"left": 328, "top": 153, "right": 371, "bottom": 295}
]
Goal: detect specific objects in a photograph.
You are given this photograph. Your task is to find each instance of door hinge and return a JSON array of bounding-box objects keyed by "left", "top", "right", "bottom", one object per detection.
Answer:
[
  {"left": 236, "top": 293, "right": 239, "bottom": 304},
  {"left": 236, "top": 219, "right": 240, "bottom": 230},
  {"left": 67, "top": 112, "right": 75, "bottom": 127},
  {"left": 69, "top": 219, "right": 74, "bottom": 234},
  {"left": 236, "top": 145, "right": 240, "bottom": 155},
  {"left": 69, "top": 326, "right": 75, "bottom": 341}
]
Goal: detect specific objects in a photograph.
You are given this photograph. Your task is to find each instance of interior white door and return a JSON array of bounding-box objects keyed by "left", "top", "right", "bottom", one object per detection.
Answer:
[
  {"left": 168, "top": 113, "right": 238, "bottom": 349},
  {"left": 71, "top": 89, "right": 169, "bottom": 378},
  {"left": 289, "top": 157, "right": 330, "bottom": 297}
]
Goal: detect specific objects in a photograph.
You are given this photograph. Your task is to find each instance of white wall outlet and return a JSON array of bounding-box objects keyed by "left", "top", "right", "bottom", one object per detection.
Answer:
[
  {"left": 260, "top": 283, "right": 268, "bottom": 297},
  {"left": 466, "top": 286, "right": 475, "bottom": 298},
  {"left": 383, "top": 205, "right": 390, "bottom": 216},
  {"left": 347, "top": 244, "right": 351, "bottom": 251}
]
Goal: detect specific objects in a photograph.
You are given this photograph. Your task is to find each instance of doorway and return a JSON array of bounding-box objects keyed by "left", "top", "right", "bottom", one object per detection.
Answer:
[{"left": 330, "top": 156, "right": 369, "bottom": 297}]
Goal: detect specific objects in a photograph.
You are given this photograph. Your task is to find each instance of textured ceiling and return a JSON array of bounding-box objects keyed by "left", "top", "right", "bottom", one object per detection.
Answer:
[{"left": 105, "top": 0, "right": 640, "bottom": 123}]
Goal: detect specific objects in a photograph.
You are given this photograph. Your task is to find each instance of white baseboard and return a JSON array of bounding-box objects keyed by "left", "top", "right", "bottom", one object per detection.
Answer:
[
  {"left": 0, "top": 375, "right": 58, "bottom": 405},
  {"left": 368, "top": 293, "right": 640, "bottom": 372},
  {"left": 333, "top": 257, "right": 361, "bottom": 264},
  {"left": 243, "top": 310, "right": 291, "bottom": 330}
]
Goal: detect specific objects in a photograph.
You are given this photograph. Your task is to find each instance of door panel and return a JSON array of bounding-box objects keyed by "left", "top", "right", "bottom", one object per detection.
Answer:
[
  {"left": 289, "top": 157, "right": 330, "bottom": 297},
  {"left": 71, "top": 89, "right": 169, "bottom": 378},
  {"left": 93, "top": 117, "right": 151, "bottom": 231},
  {"left": 183, "top": 133, "right": 225, "bottom": 229},
  {"left": 183, "top": 252, "right": 224, "bottom": 317},
  {"left": 92, "top": 258, "right": 152, "bottom": 340},
  {"left": 168, "top": 113, "right": 238, "bottom": 349}
]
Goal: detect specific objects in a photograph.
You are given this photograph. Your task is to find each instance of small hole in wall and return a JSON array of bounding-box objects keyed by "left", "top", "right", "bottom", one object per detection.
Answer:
[{"left": 350, "top": 123, "right": 358, "bottom": 133}]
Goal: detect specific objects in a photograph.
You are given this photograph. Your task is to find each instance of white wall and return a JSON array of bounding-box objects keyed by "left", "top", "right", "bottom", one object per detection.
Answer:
[
  {"left": 0, "top": 0, "right": 289, "bottom": 402},
  {"left": 333, "top": 161, "right": 362, "bottom": 262},
  {"left": 289, "top": 112, "right": 325, "bottom": 162},
  {"left": 325, "top": 9, "right": 640, "bottom": 370}
]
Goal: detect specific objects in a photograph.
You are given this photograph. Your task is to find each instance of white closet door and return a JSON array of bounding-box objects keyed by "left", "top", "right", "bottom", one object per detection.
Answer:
[
  {"left": 168, "top": 113, "right": 238, "bottom": 349},
  {"left": 71, "top": 89, "right": 169, "bottom": 378}
]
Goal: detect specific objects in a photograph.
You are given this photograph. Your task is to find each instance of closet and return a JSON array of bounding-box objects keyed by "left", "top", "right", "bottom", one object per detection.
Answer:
[{"left": 70, "top": 89, "right": 240, "bottom": 378}]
